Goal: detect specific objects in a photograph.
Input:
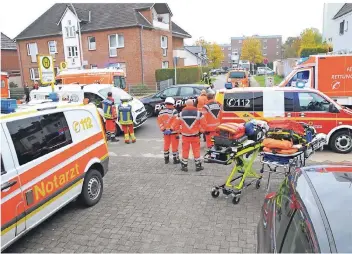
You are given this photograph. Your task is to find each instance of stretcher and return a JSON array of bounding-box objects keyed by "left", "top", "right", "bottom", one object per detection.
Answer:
[
  {"left": 205, "top": 136, "right": 263, "bottom": 205},
  {"left": 260, "top": 133, "right": 327, "bottom": 191}
]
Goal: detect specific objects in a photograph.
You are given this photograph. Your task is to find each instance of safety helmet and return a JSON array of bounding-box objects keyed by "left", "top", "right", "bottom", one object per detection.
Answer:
[
  {"left": 120, "top": 95, "right": 130, "bottom": 102},
  {"left": 207, "top": 88, "right": 215, "bottom": 95},
  {"left": 165, "top": 97, "right": 175, "bottom": 105}
]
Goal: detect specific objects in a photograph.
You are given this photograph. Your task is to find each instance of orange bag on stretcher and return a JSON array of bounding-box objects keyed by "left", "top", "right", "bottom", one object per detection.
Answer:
[
  {"left": 262, "top": 138, "right": 293, "bottom": 150},
  {"left": 263, "top": 147, "right": 298, "bottom": 154}
]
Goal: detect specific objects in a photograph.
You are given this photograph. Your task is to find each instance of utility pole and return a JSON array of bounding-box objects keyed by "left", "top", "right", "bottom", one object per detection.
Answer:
[{"left": 70, "top": 3, "right": 84, "bottom": 69}]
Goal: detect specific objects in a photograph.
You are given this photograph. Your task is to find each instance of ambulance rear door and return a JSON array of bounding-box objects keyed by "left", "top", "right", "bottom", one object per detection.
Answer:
[{"left": 1, "top": 124, "right": 26, "bottom": 250}]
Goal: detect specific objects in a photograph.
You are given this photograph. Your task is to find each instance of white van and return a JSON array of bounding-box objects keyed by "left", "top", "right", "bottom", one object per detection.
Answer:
[{"left": 30, "top": 84, "right": 148, "bottom": 134}]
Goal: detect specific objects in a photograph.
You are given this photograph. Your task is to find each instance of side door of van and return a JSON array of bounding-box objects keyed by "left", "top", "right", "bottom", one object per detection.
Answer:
[
  {"left": 293, "top": 91, "right": 337, "bottom": 134},
  {"left": 1, "top": 124, "right": 26, "bottom": 249}
]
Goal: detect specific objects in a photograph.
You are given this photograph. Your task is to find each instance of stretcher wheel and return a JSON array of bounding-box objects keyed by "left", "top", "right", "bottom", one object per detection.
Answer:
[
  {"left": 232, "top": 196, "right": 240, "bottom": 204},
  {"left": 255, "top": 180, "right": 261, "bottom": 189},
  {"left": 211, "top": 189, "right": 220, "bottom": 198}
]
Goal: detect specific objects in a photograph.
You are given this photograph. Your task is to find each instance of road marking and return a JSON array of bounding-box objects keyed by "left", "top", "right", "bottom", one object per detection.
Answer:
[{"left": 108, "top": 152, "right": 118, "bottom": 157}]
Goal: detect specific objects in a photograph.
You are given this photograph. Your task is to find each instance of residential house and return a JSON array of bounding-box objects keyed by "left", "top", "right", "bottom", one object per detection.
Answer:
[
  {"left": 322, "top": 3, "right": 345, "bottom": 43},
  {"left": 332, "top": 3, "right": 352, "bottom": 53},
  {"left": 231, "top": 35, "right": 283, "bottom": 63},
  {"left": 15, "top": 3, "right": 191, "bottom": 86},
  {"left": 183, "top": 46, "right": 207, "bottom": 67},
  {"left": 219, "top": 44, "right": 231, "bottom": 69},
  {"left": 1, "top": 33, "right": 21, "bottom": 87}
]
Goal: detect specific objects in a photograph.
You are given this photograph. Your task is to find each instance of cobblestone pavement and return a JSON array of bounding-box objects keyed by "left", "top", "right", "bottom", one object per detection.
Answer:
[{"left": 6, "top": 106, "right": 350, "bottom": 253}]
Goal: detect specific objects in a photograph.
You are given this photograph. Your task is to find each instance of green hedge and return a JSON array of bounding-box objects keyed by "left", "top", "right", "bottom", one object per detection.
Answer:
[
  {"left": 300, "top": 46, "right": 328, "bottom": 57},
  {"left": 155, "top": 66, "right": 211, "bottom": 84}
]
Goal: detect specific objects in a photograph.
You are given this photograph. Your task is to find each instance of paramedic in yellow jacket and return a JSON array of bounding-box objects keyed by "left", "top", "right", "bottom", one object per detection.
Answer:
[{"left": 118, "top": 95, "right": 136, "bottom": 144}]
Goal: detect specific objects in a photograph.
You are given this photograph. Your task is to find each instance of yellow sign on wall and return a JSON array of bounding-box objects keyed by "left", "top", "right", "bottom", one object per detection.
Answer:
[{"left": 60, "top": 61, "right": 68, "bottom": 71}]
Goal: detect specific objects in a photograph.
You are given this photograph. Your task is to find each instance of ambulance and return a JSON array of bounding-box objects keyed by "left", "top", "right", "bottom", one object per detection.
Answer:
[
  {"left": 226, "top": 68, "right": 250, "bottom": 87},
  {"left": 278, "top": 54, "right": 352, "bottom": 108},
  {"left": 56, "top": 68, "right": 127, "bottom": 90},
  {"left": 30, "top": 84, "right": 148, "bottom": 135},
  {"left": 215, "top": 86, "right": 352, "bottom": 153},
  {"left": 1, "top": 72, "right": 10, "bottom": 98},
  {"left": 1, "top": 101, "right": 109, "bottom": 251}
]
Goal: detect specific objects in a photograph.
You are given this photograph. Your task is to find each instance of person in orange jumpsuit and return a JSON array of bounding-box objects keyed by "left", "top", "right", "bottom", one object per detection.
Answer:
[
  {"left": 202, "top": 91, "right": 222, "bottom": 149},
  {"left": 102, "top": 92, "right": 119, "bottom": 142},
  {"left": 196, "top": 89, "right": 208, "bottom": 110},
  {"left": 173, "top": 99, "right": 207, "bottom": 172},
  {"left": 157, "top": 97, "right": 180, "bottom": 164}
]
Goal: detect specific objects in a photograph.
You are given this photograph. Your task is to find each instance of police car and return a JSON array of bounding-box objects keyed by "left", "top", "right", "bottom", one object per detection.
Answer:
[
  {"left": 30, "top": 84, "right": 148, "bottom": 135},
  {"left": 140, "top": 84, "right": 213, "bottom": 117}
]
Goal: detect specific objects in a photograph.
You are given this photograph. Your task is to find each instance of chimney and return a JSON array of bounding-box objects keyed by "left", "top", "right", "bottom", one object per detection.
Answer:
[{"left": 88, "top": 11, "right": 91, "bottom": 22}]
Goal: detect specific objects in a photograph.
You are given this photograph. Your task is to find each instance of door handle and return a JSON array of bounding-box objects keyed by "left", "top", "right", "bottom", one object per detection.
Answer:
[
  {"left": 1, "top": 180, "right": 17, "bottom": 191},
  {"left": 300, "top": 112, "right": 305, "bottom": 117}
]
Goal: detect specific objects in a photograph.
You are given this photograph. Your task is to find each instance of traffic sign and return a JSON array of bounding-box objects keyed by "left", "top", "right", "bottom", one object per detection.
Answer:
[
  {"left": 60, "top": 61, "right": 68, "bottom": 71},
  {"left": 263, "top": 58, "right": 269, "bottom": 65},
  {"left": 38, "top": 55, "right": 55, "bottom": 84}
]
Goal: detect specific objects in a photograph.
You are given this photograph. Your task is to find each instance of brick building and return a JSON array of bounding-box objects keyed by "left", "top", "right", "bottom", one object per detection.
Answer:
[
  {"left": 219, "top": 44, "right": 232, "bottom": 69},
  {"left": 15, "top": 3, "right": 191, "bottom": 86},
  {"left": 231, "top": 35, "right": 283, "bottom": 63},
  {"left": 1, "top": 33, "right": 21, "bottom": 86}
]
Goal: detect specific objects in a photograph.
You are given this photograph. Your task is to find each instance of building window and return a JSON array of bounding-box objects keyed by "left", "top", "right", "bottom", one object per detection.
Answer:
[
  {"left": 263, "top": 46, "right": 267, "bottom": 50},
  {"left": 221, "top": 47, "right": 224, "bottom": 50},
  {"left": 340, "top": 20, "right": 346, "bottom": 35},
  {"left": 276, "top": 52, "right": 279, "bottom": 55},
  {"left": 108, "top": 34, "right": 125, "bottom": 57},
  {"left": 26, "top": 43, "right": 38, "bottom": 62},
  {"left": 30, "top": 68, "right": 39, "bottom": 80},
  {"left": 263, "top": 39, "right": 267, "bottom": 42},
  {"left": 67, "top": 46, "right": 78, "bottom": 57},
  {"left": 239, "top": 40, "right": 242, "bottom": 44},
  {"left": 263, "top": 52, "right": 267, "bottom": 56},
  {"left": 162, "top": 61, "right": 169, "bottom": 69},
  {"left": 277, "top": 38, "right": 280, "bottom": 42},
  {"left": 91, "top": 64, "right": 98, "bottom": 69},
  {"left": 228, "top": 47, "right": 231, "bottom": 50},
  {"left": 65, "top": 22, "right": 76, "bottom": 38},
  {"left": 7, "top": 113, "right": 72, "bottom": 166},
  {"left": 276, "top": 45, "right": 280, "bottom": 48},
  {"left": 48, "top": 41, "right": 57, "bottom": 54},
  {"left": 88, "top": 36, "right": 96, "bottom": 50},
  {"left": 161, "top": 36, "right": 168, "bottom": 48},
  {"left": 162, "top": 48, "right": 167, "bottom": 56}
]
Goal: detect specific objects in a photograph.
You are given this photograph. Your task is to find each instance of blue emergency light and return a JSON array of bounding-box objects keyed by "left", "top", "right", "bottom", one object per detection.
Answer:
[
  {"left": 225, "top": 83, "right": 232, "bottom": 89},
  {"left": 1, "top": 99, "right": 17, "bottom": 114},
  {"left": 48, "top": 92, "right": 59, "bottom": 102}
]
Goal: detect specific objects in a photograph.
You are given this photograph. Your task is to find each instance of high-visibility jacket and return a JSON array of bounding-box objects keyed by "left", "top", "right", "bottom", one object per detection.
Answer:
[
  {"left": 173, "top": 105, "right": 207, "bottom": 136},
  {"left": 196, "top": 94, "right": 208, "bottom": 110},
  {"left": 102, "top": 97, "right": 117, "bottom": 119},
  {"left": 157, "top": 104, "right": 179, "bottom": 133},
  {"left": 118, "top": 102, "right": 133, "bottom": 125},
  {"left": 202, "top": 99, "right": 222, "bottom": 132}
]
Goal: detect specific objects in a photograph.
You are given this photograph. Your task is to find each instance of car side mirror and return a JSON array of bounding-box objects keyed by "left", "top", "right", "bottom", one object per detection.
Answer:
[
  {"left": 329, "top": 103, "right": 339, "bottom": 113},
  {"left": 160, "top": 95, "right": 166, "bottom": 100}
]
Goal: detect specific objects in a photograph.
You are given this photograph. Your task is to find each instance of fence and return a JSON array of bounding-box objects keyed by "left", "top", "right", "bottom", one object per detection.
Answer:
[
  {"left": 10, "top": 88, "right": 27, "bottom": 100},
  {"left": 128, "top": 78, "right": 174, "bottom": 97}
]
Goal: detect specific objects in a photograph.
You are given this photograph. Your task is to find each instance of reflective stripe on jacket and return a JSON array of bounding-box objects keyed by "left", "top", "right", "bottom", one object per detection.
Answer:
[
  {"left": 157, "top": 105, "right": 179, "bottom": 134},
  {"left": 103, "top": 98, "right": 115, "bottom": 119},
  {"left": 202, "top": 99, "right": 222, "bottom": 132},
  {"left": 118, "top": 103, "right": 133, "bottom": 125},
  {"left": 173, "top": 105, "right": 207, "bottom": 136}
]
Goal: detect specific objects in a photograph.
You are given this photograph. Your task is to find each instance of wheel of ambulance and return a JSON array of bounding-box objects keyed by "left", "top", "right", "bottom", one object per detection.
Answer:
[
  {"left": 330, "top": 130, "right": 352, "bottom": 154},
  {"left": 145, "top": 105, "right": 154, "bottom": 118},
  {"left": 80, "top": 169, "right": 103, "bottom": 207},
  {"left": 211, "top": 188, "right": 220, "bottom": 198},
  {"left": 232, "top": 196, "right": 240, "bottom": 205},
  {"left": 255, "top": 180, "right": 261, "bottom": 189}
]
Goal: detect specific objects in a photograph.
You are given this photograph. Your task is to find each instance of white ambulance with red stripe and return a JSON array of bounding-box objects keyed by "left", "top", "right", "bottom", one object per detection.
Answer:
[{"left": 1, "top": 102, "right": 109, "bottom": 250}]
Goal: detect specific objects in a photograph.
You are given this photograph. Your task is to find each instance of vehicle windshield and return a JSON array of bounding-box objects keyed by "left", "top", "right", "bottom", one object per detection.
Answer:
[
  {"left": 229, "top": 72, "right": 245, "bottom": 79},
  {"left": 113, "top": 76, "right": 126, "bottom": 89},
  {"left": 98, "top": 86, "right": 132, "bottom": 104}
]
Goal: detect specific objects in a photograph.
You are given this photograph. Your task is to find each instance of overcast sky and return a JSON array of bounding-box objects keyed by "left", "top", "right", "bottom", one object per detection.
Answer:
[{"left": 0, "top": 0, "right": 333, "bottom": 45}]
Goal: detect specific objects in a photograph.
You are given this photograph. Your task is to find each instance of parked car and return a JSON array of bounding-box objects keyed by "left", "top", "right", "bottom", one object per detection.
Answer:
[
  {"left": 140, "top": 84, "right": 212, "bottom": 117},
  {"left": 257, "top": 164, "right": 352, "bottom": 253},
  {"left": 257, "top": 67, "right": 274, "bottom": 76}
]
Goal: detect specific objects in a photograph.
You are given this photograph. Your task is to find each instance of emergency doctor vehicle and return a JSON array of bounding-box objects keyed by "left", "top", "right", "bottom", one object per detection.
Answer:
[
  {"left": 30, "top": 84, "right": 148, "bottom": 135},
  {"left": 215, "top": 86, "right": 352, "bottom": 153},
  {"left": 1, "top": 101, "right": 109, "bottom": 251}
]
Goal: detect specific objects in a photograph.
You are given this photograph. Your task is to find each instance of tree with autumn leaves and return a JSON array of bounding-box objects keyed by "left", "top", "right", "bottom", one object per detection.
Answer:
[
  {"left": 194, "top": 38, "right": 224, "bottom": 69},
  {"left": 240, "top": 37, "right": 264, "bottom": 64}
]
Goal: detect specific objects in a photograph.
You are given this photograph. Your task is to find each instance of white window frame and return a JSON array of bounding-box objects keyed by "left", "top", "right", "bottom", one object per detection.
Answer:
[
  {"left": 48, "top": 41, "right": 57, "bottom": 54},
  {"left": 162, "top": 48, "right": 167, "bottom": 57},
  {"left": 26, "top": 43, "right": 38, "bottom": 62},
  {"left": 161, "top": 36, "right": 168, "bottom": 49},
  {"left": 263, "top": 46, "right": 267, "bottom": 50},
  {"left": 88, "top": 36, "right": 96, "bottom": 50},
  {"left": 65, "top": 25, "right": 76, "bottom": 38},
  {"left": 238, "top": 40, "right": 242, "bottom": 44},
  {"left": 263, "top": 39, "right": 268, "bottom": 42},
  {"left": 221, "top": 47, "right": 224, "bottom": 50},
  {"left": 108, "top": 34, "right": 125, "bottom": 57},
  {"left": 228, "top": 47, "right": 231, "bottom": 50},
  {"left": 277, "top": 38, "right": 280, "bottom": 42},
  {"left": 263, "top": 52, "right": 267, "bottom": 56},
  {"left": 30, "top": 68, "right": 39, "bottom": 80},
  {"left": 276, "top": 52, "right": 279, "bottom": 55},
  {"left": 67, "top": 46, "right": 78, "bottom": 57},
  {"left": 162, "top": 61, "right": 169, "bottom": 69}
]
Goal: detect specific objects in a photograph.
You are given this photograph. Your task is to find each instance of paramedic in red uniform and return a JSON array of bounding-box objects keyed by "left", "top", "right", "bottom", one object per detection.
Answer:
[
  {"left": 157, "top": 97, "right": 181, "bottom": 164},
  {"left": 202, "top": 91, "right": 222, "bottom": 149},
  {"left": 173, "top": 99, "right": 207, "bottom": 172},
  {"left": 102, "top": 92, "right": 119, "bottom": 142}
]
